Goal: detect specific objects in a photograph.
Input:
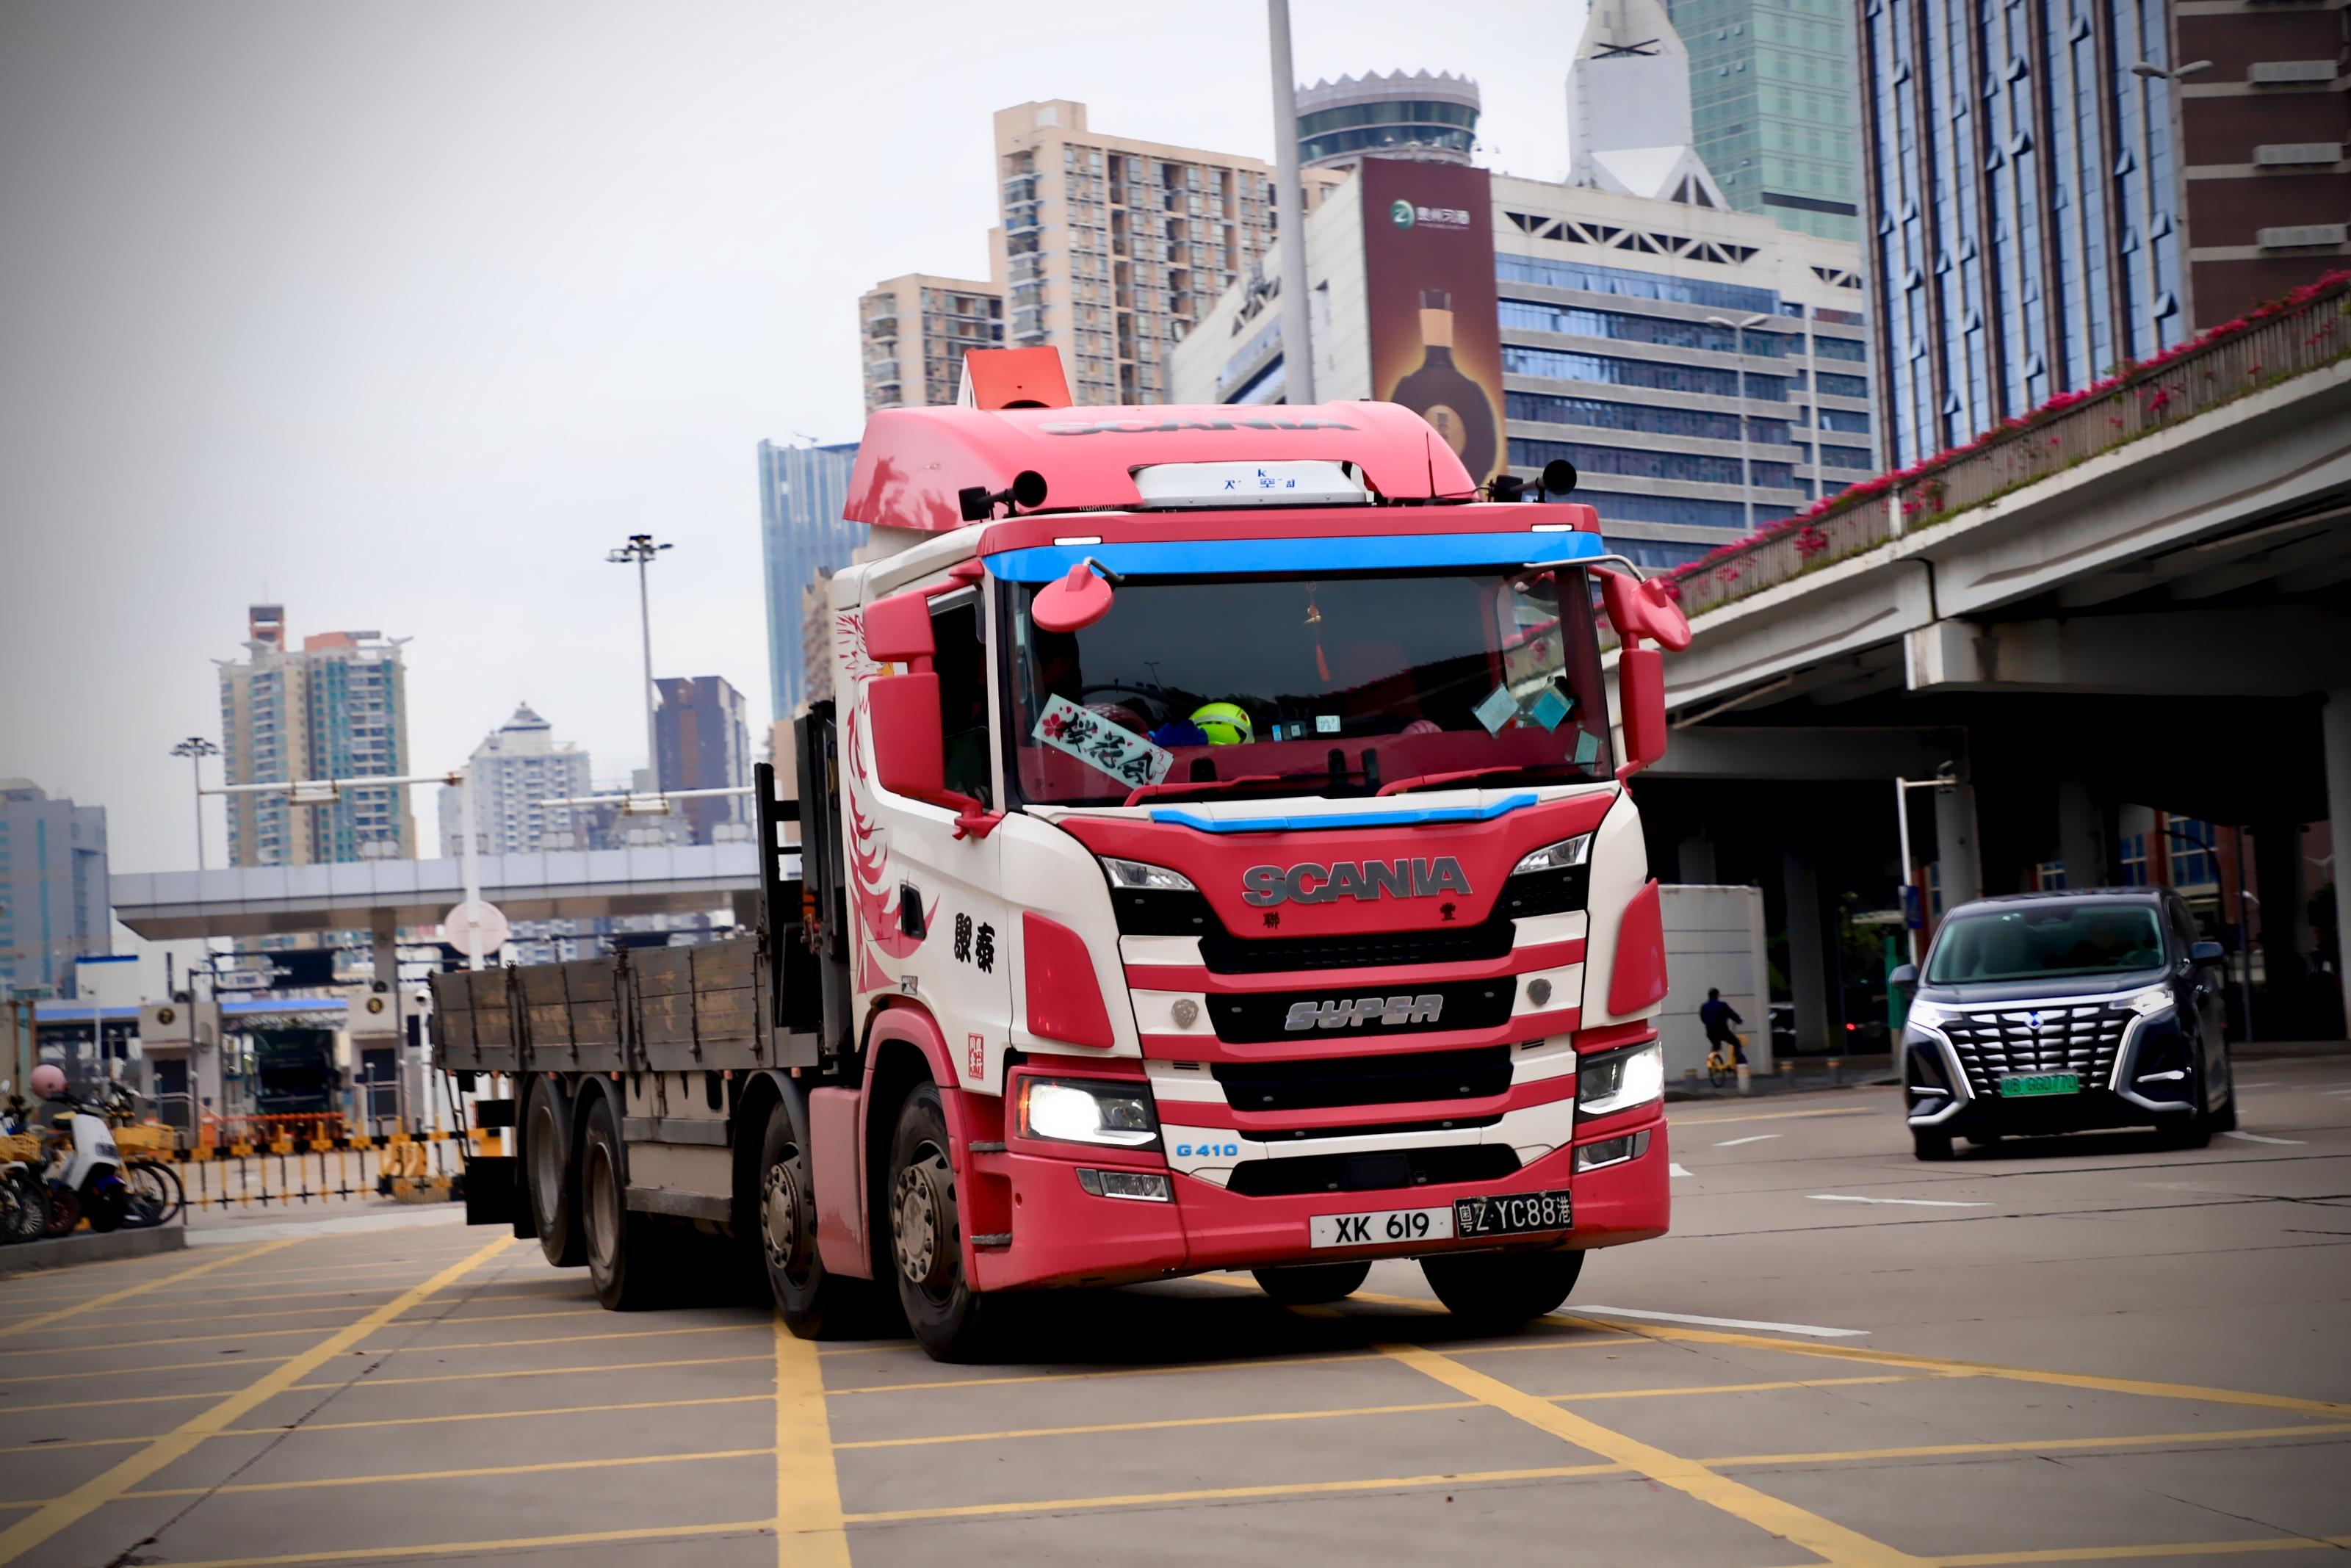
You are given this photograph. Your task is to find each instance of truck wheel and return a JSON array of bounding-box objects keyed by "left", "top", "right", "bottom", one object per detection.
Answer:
[
  {"left": 886, "top": 1083, "right": 993, "bottom": 1362},
  {"left": 1912, "top": 1130, "right": 1954, "bottom": 1161},
  {"left": 526, "top": 1082, "right": 585, "bottom": 1268},
  {"left": 758, "top": 1096, "right": 869, "bottom": 1337},
  {"left": 1421, "top": 1249, "right": 1583, "bottom": 1324},
  {"left": 1253, "top": 1261, "right": 1372, "bottom": 1305},
  {"left": 581, "top": 1096, "right": 666, "bottom": 1310}
]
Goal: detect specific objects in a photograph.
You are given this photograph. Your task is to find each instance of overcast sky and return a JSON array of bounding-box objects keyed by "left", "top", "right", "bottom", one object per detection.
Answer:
[{"left": 0, "top": 0, "right": 1588, "bottom": 872}]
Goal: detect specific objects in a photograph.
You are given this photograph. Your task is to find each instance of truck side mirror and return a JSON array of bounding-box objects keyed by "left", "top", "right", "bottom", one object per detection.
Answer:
[
  {"left": 1617, "top": 645, "right": 1668, "bottom": 776},
  {"left": 868, "top": 674, "right": 946, "bottom": 798},
  {"left": 1890, "top": 963, "right": 1918, "bottom": 991},
  {"left": 863, "top": 591, "right": 936, "bottom": 663},
  {"left": 1599, "top": 569, "right": 1692, "bottom": 652},
  {"left": 1033, "top": 560, "right": 1115, "bottom": 633}
]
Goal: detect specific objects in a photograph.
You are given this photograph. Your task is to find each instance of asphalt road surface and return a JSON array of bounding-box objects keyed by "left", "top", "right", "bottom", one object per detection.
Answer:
[{"left": 1, "top": 1054, "right": 2345, "bottom": 1568}]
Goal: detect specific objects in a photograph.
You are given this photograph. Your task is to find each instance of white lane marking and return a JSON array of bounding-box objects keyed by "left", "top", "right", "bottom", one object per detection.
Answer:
[
  {"left": 1810, "top": 1193, "right": 1990, "bottom": 1208},
  {"left": 1669, "top": 1163, "right": 1694, "bottom": 1178},
  {"left": 1713, "top": 1134, "right": 1781, "bottom": 1148},
  {"left": 2221, "top": 1130, "right": 2306, "bottom": 1146},
  {"left": 1574, "top": 1304, "right": 1872, "bottom": 1339},
  {"left": 2232, "top": 1082, "right": 2276, "bottom": 1091}
]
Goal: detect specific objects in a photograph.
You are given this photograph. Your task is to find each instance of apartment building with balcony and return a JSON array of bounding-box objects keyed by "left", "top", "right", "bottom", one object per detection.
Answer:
[
  {"left": 858, "top": 274, "right": 1005, "bottom": 413},
  {"left": 994, "top": 99, "right": 1343, "bottom": 405}
]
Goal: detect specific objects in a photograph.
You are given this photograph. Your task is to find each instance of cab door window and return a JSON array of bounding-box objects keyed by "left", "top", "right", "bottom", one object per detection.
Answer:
[{"left": 930, "top": 590, "right": 992, "bottom": 808}]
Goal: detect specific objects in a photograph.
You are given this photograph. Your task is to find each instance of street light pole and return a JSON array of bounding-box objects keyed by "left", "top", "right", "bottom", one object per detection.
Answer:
[
  {"left": 170, "top": 737, "right": 219, "bottom": 871},
  {"left": 1893, "top": 770, "right": 1957, "bottom": 965},
  {"left": 1266, "top": 0, "right": 1316, "bottom": 405},
  {"left": 1708, "top": 312, "right": 1771, "bottom": 533},
  {"left": 607, "top": 535, "right": 671, "bottom": 792}
]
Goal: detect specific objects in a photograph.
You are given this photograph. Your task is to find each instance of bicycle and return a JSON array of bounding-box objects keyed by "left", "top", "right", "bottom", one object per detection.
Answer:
[{"left": 1705, "top": 1035, "right": 1746, "bottom": 1088}]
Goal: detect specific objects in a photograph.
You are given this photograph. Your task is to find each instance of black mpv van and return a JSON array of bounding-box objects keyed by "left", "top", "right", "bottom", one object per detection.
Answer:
[{"left": 1893, "top": 889, "right": 2236, "bottom": 1160}]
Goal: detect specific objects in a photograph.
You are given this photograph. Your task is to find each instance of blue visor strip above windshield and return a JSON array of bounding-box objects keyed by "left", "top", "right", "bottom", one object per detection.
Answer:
[
  {"left": 989, "top": 531, "right": 1603, "bottom": 583},
  {"left": 1149, "top": 792, "right": 1542, "bottom": 834}
]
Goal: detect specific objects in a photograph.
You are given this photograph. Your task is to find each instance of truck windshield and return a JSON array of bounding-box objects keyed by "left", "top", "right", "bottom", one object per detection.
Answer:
[
  {"left": 1924, "top": 904, "right": 2168, "bottom": 986},
  {"left": 1000, "top": 565, "right": 1614, "bottom": 806}
]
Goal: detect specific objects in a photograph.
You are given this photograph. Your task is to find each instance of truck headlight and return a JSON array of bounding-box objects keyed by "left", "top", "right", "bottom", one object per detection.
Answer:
[
  {"left": 1102, "top": 858, "right": 1196, "bottom": 892},
  {"left": 1016, "top": 1077, "right": 1160, "bottom": 1149},
  {"left": 1510, "top": 834, "right": 1592, "bottom": 876},
  {"left": 1577, "top": 1041, "right": 1663, "bottom": 1119}
]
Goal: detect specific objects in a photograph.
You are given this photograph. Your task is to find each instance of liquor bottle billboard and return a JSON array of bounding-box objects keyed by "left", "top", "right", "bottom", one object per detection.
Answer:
[{"left": 1360, "top": 159, "right": 1503, "bottom": 487}]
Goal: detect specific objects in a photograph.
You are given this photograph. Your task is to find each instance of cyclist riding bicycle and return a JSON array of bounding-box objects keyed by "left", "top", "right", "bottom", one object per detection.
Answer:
[{"left": 1700, "top": 989, "right": 1747, "bottom": 1068}]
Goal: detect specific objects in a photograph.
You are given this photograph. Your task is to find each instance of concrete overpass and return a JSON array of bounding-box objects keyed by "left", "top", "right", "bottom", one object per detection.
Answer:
[
  {"left": 1624, "top": 277, "right": 2351, "bottom": 1042},
  {"left": 111, "top": 844, "right": 774, "bottom": 976}
]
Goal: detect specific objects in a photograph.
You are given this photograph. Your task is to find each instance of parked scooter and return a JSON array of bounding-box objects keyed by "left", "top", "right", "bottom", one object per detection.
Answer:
[
  {"left": 0, "top": 1084, "right": 51, "bottom": 1243},
  {"left": 29, "top": 1063, "right": 129, "bottom": 1234}
]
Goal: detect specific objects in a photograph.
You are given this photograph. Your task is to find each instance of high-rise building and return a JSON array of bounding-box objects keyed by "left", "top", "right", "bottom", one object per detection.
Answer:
[
  {"left": 1173, "top": 36, "right": 1872, "bottom": 568},
  {"left": 436, "top": 703, "right": 592, "bottom": 859},
  {"left": 1296, "top": 71, "right": 1481, "bottom": 171},
  {"left": 215, "top": 607, "right": 415, "bottom": 867},
  {"left": 858, "top": 275, "right": 1005, "bottom": 414},
  {"left": 1667, "top": 0, "right": 1863, "bottom": 243},
  {"left": 654, "top": 676, "right": 751, "bottom": 844},
  {"left": 757, "top": 438, "right": 862, "bottom": 720},
  {"left": 0, "top": 780, "right": 109, "bottom": 999},
  {"left": 995, "top": 99, "right": 1344, "bottom": 406},
  {"left": 1855, "top": 0, "right": 2346, "bottom": 467}
]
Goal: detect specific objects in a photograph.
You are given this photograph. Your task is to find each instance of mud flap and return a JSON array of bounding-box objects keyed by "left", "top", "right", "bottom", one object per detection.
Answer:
[{"left": 463, "top": 1155, "right": 519, "bottom": 1228}]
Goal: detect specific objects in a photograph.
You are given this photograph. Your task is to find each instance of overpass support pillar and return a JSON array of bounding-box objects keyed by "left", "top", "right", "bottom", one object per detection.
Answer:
[
  {"left": 2254, "top": 816, "right": 2311, "bottom": 1030},
  {"left": 369, "top": 908, "right": 397, "bottom": 993},
  {"left": 1783, "top": 846, "right": 1832, "bottom": 1052},
  {"left": 1678, "top": 834, "right": 1718, "bottom": 885},
  {"left": 1935, "top": 779, "right": 1984, "bottom": 906},
  {"left": 2056, "top": 781, "right": 2109, "bottom": 889},
  {"left": 2327, "top": 691, "right": 2351, "bottom": 1038}
]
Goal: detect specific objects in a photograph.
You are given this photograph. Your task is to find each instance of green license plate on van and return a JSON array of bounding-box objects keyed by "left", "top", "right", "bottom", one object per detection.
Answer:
[{"left": 2000, "top": 1072, "right": 2081, "bottom": 1097}]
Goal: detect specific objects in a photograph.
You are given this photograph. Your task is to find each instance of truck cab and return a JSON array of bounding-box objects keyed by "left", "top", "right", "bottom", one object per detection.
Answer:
[{"left": 784, "top": 356, "right": 1688, "bottom": 1354}]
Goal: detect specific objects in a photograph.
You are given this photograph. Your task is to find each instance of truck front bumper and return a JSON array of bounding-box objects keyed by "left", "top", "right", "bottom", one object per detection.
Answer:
[{"left": 969, "top": 1113, "right": 1669, "bottom": 1293}]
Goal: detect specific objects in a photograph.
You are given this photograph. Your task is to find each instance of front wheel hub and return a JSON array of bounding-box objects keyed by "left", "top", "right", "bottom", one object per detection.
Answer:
[
  {"left": 891, "top": 1152, "right": 956, "bottom": 1290},
  {"left": 761, "top": 1159, "right": 806, "bottom": 1273}
]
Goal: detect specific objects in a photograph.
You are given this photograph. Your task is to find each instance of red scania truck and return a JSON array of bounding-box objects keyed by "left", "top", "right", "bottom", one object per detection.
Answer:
[{"left": 432, "top": 349, "right": 1691, "bottom": 1360}]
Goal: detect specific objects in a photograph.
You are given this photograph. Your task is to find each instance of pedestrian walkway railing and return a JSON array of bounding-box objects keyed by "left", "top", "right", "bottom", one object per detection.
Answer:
[{"left": 1654, "top": 272, "right": 2351, "bottom": 624}]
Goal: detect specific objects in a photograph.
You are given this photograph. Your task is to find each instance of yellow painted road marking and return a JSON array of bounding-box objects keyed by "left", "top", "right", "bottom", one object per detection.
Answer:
[
  {"left": 1708, "top": 1422, "right": 2351, "bottom": 1469},
  {"left": 67, "top": 1520, "right": 776, "bottom": 1568},
  {"left": 0, "top": 1448, "right": 778, "bottom": 1510},
  {"left": 1572, "top": 1374, "right": 1965, "bottom": 1401},
  {"left": 0, "top": 1234, "right": 510, "bottom": 1568},
  {"left": 0, "top": 1393, "right": 784, "bottom": 1459},
  {"left": 1936, "top": 1536, "right": 2351, "bottom": 1564},
  {"left": 1558, "top": 1316, "right": 2351, "bottom": 1417},
  {"left": 834, "top": 1398, "right": 1482, "bottom": 1450},
  {"left": 840, "top": 1462, "right": 1625, "bottom": 1524},
  {"left": 0, "top": 1301, "right": 613, "bottom": 1355},
  {"left": 7, "top": 1319, "right": 763, "bottom": 1384},
  {"left": 0, "top": 1280, "right": 580, "bottom": 1323},
  {"left": 772, "top": 1318, "right": 850, "bottom": 1568},
  {"left": 1381, "top": 1341, "right": 1930, "bottom": 1567},
  {"left": 0, "top": 1240, "right": 300, "bottom": 1340},
  {"left": 829, "top": 1348, "right": 1386, "bottom": 1396},
  {"left": 285, "top": 1351, "right": 774, "bottom": 1391}
]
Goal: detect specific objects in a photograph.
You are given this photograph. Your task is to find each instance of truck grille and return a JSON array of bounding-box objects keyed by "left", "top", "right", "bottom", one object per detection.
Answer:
[
  {"left": 1225, "top": 1144, "right": 1520, "bottom": 1197},
  {"left": 1196, "top": 916, "right": 1514, "bottom": 974},
  {"left": 1207, "top": 980, "right": 1517, "bottom": 1044},
  {"left": 1214, "top": 1045, "right": 1512, "bottom": 1110},
  {"left": 1941, "top": 1005, "right": 2129, "bottom": 1096}
]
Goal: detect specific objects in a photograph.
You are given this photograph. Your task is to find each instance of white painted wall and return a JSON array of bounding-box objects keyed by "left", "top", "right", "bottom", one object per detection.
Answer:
[{"left": 1657, "top": 883, "right": 1769, "bottom": 1084}]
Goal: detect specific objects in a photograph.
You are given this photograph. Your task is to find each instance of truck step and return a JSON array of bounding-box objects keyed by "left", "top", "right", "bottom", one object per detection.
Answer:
[
  {"left": 967, "top": 1140, "right": 1007, "bottom": 1153},
  {"left": 969, "top": 1232, "right": 1012, "bottom": 1249}
]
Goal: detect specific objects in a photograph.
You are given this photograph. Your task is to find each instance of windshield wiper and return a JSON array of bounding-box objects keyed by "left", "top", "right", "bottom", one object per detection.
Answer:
[
  {"left": 1375, "top": 765, "right": 1536, "bottom": 798},
  {"left": 1123, "top": 774, "right": 1287, "bottom": 809}
]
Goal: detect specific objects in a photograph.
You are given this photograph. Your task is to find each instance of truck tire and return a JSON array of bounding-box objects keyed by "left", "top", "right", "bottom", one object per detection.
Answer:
[
  {"left": 580, "top": 1095, "right": 667, "bottom": 1310},
  {"left": 886, "top": 1083, "right": 994, "bottom": 1362},
  {"left": 526, "top": 1080, "right": 585, "bottom": 1268},
  {"left": 757, "top": 1095, "right": 870, "bottom": 1337},
  {"left": 1420, "top": 1249, "right": 1583, "bottom": 1325},
  {"left": 1253, "top": 1261, "right": 1372, "bottom": 1305}
]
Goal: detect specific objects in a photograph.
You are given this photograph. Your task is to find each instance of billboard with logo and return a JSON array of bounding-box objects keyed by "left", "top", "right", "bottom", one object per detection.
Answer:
[{"left": 1359, "top": 159, "right": 1503, "bottom": 487}]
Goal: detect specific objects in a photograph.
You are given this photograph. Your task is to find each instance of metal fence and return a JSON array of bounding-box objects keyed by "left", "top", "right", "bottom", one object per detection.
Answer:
[
  {"left": 169, "top": 1117, "right": 486, "bottom": 1211},
  {"left": 1661, "top": 276, "right": 2351, "bottom": 622}
]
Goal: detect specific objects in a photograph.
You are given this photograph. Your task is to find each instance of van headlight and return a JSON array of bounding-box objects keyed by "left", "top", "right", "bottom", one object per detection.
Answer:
[
  {"left": 2120, "top": 986, "right": 2174, "bottom": 1019},
  {"left": 1577, "top": 1041, "right": 1663, "bottom": 1119},
  {"left": 1016, "top": 1077, "right": 1160, "bottom": 1149}
]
